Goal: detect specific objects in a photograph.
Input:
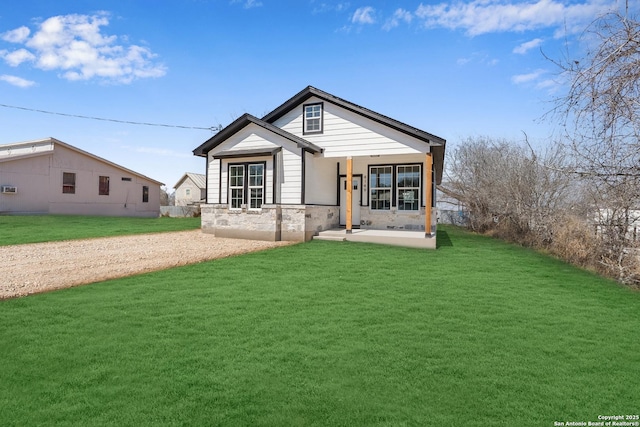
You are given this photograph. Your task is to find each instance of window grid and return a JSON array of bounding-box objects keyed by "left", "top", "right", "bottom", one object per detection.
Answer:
[
  {"left": 397, "top": 165, "right": 421, "bottom": 211},
  {"left": 370, "top": 166, "right": 392, "bottom": 210},
  {"left": 248, "top": 164, "right": 264, "bottom": 210},
  {"left": 229, "top": 165, "right": 244, "bottom": 209},
  {"left": 304, "top": 104, "right": 322, "bottom": 133}
]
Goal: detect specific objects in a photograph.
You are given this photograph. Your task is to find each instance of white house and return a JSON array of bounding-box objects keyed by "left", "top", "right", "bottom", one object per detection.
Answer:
[
  {"left": 193, "top": 86, "right": 446, "bottom": 245},
  {"left": 173, "top": 172, "right": 206, "bottom": 206},
  {"left": 0, "top": 137, "right": 162, "bottom": 217}
]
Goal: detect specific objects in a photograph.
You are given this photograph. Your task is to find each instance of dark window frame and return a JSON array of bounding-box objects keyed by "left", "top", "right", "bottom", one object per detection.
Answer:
[
  {"left": 62, "top": 172, "right": 76, "bottom": 194},
  {"left": 142, "top": 186, "right": 149, "bottom": 203},
  {"left": 303, "top": 102, "right": 323, "bottom": 135},
  {"left": 368, "top": 163, "right": 423, "bottom": 210},
  {"left": 99, "top": 176, "right": 110, "bottom": 196},
  {"left": 227, "top": 161, "right": 267, "bottom": 210}
]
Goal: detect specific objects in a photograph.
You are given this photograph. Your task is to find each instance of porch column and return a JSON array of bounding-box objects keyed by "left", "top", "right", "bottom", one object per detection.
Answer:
[
  {"left": 425, "top": 152, "right": 433, "bottom": 237},
  {"left": 346, "top": 156, "right": 353, "bottom": 233}
]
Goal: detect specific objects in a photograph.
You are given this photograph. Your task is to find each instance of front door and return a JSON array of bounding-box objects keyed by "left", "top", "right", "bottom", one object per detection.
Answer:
[{"left": 340, "top": 176, "right": 361, "bottom": 227}]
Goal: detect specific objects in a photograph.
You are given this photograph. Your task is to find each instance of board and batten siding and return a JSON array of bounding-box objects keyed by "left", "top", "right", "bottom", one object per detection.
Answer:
[{"left": 273, "top": 96, "right": 430, "bottom": 158}]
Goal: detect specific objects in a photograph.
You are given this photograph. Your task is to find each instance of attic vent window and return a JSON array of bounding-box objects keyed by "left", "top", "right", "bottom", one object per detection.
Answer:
[
  {"left": 303, "top": 102, "right": 323, "bottom": 134},
  {"left": 121, "top": 177, "right": 132, "bottom": 182}
]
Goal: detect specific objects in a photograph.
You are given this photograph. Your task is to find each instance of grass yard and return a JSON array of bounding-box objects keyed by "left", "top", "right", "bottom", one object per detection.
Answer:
[
  {"left": 0, "top": 215, "right": 201, "bottom": 246},
  {"left": 1, "top": 226, "right": 639, "bottom": 426}
]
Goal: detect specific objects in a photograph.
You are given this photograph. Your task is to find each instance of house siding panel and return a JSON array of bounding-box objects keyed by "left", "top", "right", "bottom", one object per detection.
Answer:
[{"left": 273, "top": 97, "right": 430, "bottom": 157}]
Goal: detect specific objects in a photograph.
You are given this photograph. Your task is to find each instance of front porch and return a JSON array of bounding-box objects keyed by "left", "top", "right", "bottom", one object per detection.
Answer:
[{"left": 314, "top": 228, "right": 436, "bottom": 249}]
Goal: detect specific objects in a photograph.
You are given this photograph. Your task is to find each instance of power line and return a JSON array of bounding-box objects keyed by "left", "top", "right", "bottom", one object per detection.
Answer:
[{"left": 0, "top": 102, "right": 220, "bottom": 132}]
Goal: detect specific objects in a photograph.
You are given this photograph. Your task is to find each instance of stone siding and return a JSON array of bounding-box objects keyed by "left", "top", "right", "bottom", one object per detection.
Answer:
[
  {"left": 201, "top": 204, "right": 340, "bottom": 242},
  {"left": 360, "top": 207, "right": 437, "bottom": 233}
]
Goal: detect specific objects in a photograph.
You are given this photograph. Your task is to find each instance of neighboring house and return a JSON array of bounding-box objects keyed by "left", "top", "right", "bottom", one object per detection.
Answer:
[
  {"left": 0, "top": 137, "right": 163, "bottom": 217},
  {"left": 174, "top": 172, "right": 206, "bottom": 206},
  {"left": 193, "top": 86, "right": 446, "bottom": 243}
]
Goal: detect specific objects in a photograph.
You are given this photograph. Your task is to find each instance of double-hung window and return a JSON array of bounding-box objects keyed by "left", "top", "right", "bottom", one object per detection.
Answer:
[
  {"left": 303, "top": 103, "right": 323, "bottom": 134},
  {"left": 370, "top": 166, "right": 392, "bottom": 210},
  {"left": 397, "top": 165, "right": 420, "bottom": 211},
  {"left": 229, "top": 163, "right": 265, "bottom": 210},
  {"left": 369, "top": 164, "right": 421, "bottom": 211}
]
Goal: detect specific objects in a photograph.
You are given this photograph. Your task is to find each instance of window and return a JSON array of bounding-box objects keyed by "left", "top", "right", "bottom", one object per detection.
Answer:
[
  {"left": 186, "top": 188, "right": 191, "bottom": 196},
  {"left": 229, "top": 165, "right": 245, "bottom": 209},
  {"left": 228, "top": 163, "right": 265, "bottom": 209},
  {"left": 303, "top": 103, "right": 323, "bottom": 134},
  {"left": 397, "top": 165, "right": 421, "bottom": 211},
  {"left": 370, "top": 166, "right": 392, "bottom": 210},
  {"left": 99, "top": 176, "right": 110, "bottom": 195},
  {"left": 248, "top": 164, "right": 264, "bottom": 209},
  {"left": 142, "top": 186, "right": 149, "bottom": 203},
  {"left": 369, "top": 164, "right": 421, "bottom": 211},
  {"left": 62, "top": 172, "right": 76, "bottom": 194},
  {"left": 121, "top": 177, "right": 132, "bottom": 182}
]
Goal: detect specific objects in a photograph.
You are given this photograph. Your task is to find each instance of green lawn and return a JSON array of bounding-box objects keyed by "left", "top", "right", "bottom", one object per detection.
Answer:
[
  {"left": 0, "top": 215, "right": 201, "bottom": 246},
  {"left": 1, "top": 226, "right": 639, "bottom": 426}
]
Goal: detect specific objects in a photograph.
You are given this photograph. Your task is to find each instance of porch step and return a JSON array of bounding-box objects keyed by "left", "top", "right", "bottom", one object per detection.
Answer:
[{"left": 313, "top": 235, "right": 346, "bottom": 242}]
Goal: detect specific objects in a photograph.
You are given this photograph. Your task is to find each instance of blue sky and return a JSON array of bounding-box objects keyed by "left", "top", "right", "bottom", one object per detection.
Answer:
[{"left": 0, "top": 0, "right": 630, "bottom": 188}]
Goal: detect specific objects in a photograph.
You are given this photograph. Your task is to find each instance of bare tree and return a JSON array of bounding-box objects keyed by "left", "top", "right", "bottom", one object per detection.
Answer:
[
  {"left": 440, "top": 137, "right": 573, "bottom": 245},
  {"left": 548, "top": 10, "right": 640, "bottom": 285}
]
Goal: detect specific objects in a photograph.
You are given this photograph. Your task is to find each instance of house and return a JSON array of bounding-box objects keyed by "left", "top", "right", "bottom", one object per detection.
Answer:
[
  {"left": 173, "top": 172, "right": 206, "bottom": 206},
  {"left": 193, "top": 86, "right": 446, "bottom": 245},
  {"left": 0, "top": 137, "right": 162, "bottom": 217}
]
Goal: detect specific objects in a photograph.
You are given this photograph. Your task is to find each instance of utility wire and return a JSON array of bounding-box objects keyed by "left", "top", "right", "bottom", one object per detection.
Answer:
[{"left": 0, "top": 102, "right": 220, "bottom": 132}]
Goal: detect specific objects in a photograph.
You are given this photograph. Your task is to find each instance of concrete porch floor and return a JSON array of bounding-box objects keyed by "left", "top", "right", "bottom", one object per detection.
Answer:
[{"left": 314, "top": 228, "right": 436, "bottom": 249}]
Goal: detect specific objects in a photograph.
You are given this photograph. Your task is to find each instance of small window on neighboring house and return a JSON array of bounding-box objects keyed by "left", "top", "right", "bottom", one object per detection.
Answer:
[
  {"left": 186, "top": 188, "right": 191, "bottom": 196},
  {"left": 63, "top": 172, "right": 76, "bottom": 194},
  {"left": 121, "top": 177, "right": 132, "bottom": 182},
  {"left": 142, "top": 186, "right": 149, "bottom": 203},
  {"left": 303, "top": 103, "right": 323, "bottom": 134},
  {"left": 99, "top": 176, "right": 110, "bottom": 195}
]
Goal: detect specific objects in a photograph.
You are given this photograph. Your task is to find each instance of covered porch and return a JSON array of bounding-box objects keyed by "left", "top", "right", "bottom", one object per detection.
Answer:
[{"left": 314, "top": 228, "right": 436, "bottom": 249}]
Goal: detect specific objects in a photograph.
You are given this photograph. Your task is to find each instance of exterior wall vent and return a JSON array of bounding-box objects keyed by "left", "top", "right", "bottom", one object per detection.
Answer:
[{"left": 1, "top": 186, "right": 17, "bottom": 194}]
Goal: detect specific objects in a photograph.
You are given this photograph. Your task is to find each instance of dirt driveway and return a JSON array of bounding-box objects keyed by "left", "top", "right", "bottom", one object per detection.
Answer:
[{"left": 0, "top": 230, "right": 291, "bottom": 299}]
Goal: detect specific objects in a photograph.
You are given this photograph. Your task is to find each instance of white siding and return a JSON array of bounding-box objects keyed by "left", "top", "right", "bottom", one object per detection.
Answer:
[
  {"left": 273, "top": 97, "right": 430, "bottom": 158},
  {"left": 280, "top": 149, "right": 301, "bottom": 204},
  {"left": 305, "top": 155, "right": 337, "bottom": 205},
  {"left": 207, "top": 157, "right": 221, "bottom": 203}
]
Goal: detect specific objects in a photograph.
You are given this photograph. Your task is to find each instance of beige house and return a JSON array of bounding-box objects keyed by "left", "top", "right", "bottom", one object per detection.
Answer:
[
  {"left": 173, "top": 172, "right": 206, "bottom": 206},
  {"left": 0, "top": 138, "right": 163, "bottom": 217}
]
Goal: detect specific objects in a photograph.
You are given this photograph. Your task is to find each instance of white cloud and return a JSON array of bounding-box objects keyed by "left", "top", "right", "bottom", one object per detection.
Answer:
[
  {"left": 383, "top": 8, "right": 413, "bottom": 31},
  {"left": 1, "top": 13, "right": 166, "bottom": 84},
  {"left": 513, "top": 38, "right": 543, "bottom": 54},
  {"left": 512, "top": 68, "right": 547, "bottom": 84},
  {"left": 415, "top": 0, "right": 614, "bottom": 36},
  {"left": 0, "top": 74, "right": 36, "bottom": 87},
  {"left": 2, "top": 48, "right": 36, "bottom": 66},
  {"left": 1, "top": 26, "right": 30, "bottom": 43},
  {"left": 312, "top": 2, "right": 351, "bottom": 14},
  {"left": 352, "top": 6, "right": 376, "bottom": 24}
]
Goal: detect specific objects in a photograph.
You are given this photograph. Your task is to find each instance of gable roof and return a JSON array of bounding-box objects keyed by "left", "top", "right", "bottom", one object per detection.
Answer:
[
  {"left": 0, "top": 137, "right": 164, "bottom": 185},
  {"left": 174, "top": 172, "right": 206, "bottom": 190},
  {"left": 193, "top": 113, "right": 323, "bottom": 157},
  {"left": 262, "top": 86, "right": 446, "bottom": 147}
]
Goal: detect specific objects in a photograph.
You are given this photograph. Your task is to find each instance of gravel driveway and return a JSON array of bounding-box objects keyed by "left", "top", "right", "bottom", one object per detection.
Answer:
[{"left": 1, "top": 230, "right": 291, "bottom": 299}]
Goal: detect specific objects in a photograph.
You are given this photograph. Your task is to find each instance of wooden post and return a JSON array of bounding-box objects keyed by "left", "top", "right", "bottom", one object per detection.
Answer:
[
  {"left": 346, "top": 156, "right": 353, "bottom": 233},
  {"left": 425, "top": 152, "right": 433, "bottom": 237}
]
